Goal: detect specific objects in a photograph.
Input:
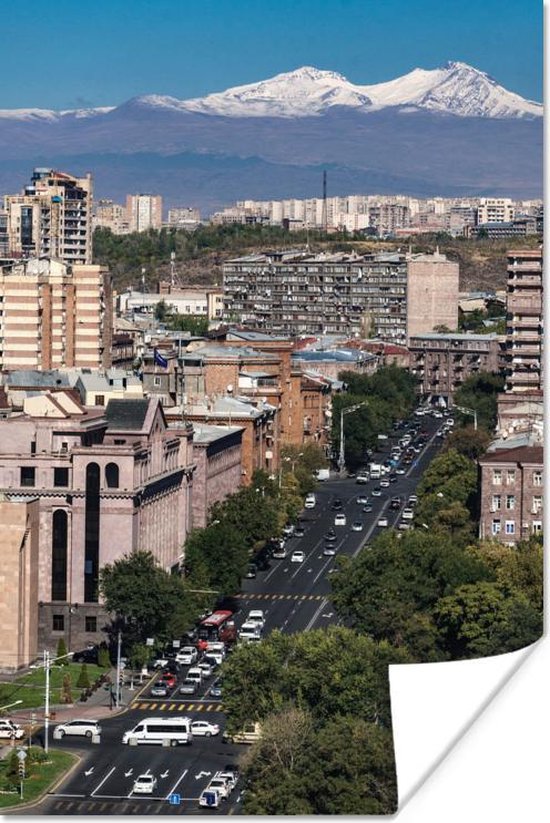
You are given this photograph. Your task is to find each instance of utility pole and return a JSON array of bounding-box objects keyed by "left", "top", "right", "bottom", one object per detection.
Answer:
[
  {"left": 44, "top": 650, "right": 50, "bottom": 754},
  {"left": 115, "top": 631, "right": 122, "bottom": 708}
]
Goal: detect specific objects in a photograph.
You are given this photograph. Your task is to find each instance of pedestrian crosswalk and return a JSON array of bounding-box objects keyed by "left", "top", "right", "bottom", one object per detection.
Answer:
[
  {"left": 235, "top": 592, "right": 324, "bottom": 602},
  {"left": 130, "top": 700, "right": 223, "bottom": 712}
]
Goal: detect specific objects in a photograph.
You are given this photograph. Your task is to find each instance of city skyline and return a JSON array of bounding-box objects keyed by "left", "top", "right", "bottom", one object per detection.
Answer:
[{"left": 2, "top": 0, "right": 542, "bottom": 110}]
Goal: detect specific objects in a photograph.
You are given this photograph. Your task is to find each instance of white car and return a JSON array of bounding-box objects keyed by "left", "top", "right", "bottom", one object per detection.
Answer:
[
  {"left": 304, "top": 493, "right": 316, "bottom": 509},
  {"left": 380, "top": 478, "right": 390, "bottom": 488},
  {"left": 191, "top": 720, "right": 220, "bottom": 737},
  {"left": 207, "top": 775, "right": 232, "bottom": 799},
  {"left": 334, "top": 513, "right": 347, "bottom": 527},
  {"left": 175, "top": 646, "right": 198, "bottom": 665},
  {"left": 247, "top": 610, "right": 265, "bottom": 629},
  {"left": 54, "top": 719, "right": 101, "bottom": 738},
  {"left": 351, "top": 521, "right": 363, "bottom": 532},
  {"left": 323, "top": 545, "right": 336, "bottom": 556},
  {"left": 198, "top": 660, "right": 215, "bottom": 678},
  {"left": 133, "top": 774, "right": 157, "bottom": 795},
  {"left": 408, "top": 494, "right": 418, "bottom": 505},
  {"left": 291, "top": 550, "right": 305, "bottom": 563},
  {"left": 402, "top": 507, "right": 414, "bottom": 520},
  {"left": 377, "top": 516, "right": 389, "bottom": 528}
]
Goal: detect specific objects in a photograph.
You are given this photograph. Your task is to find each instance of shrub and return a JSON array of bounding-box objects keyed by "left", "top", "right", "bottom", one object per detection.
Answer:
[
  {"left": 56, "top": 637, "right": 69, "bottom": 665},
  {"left": 76, "top": 663, "right": 90, "bottom": 689}
]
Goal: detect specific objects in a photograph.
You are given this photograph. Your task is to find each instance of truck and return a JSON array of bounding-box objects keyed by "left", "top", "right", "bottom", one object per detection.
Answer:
[
  {"left": 316, "top": 468, "right": 330, "bottom": 481},
  {"left": 369, "top": 462, "right": 382, "bottom": 479}
]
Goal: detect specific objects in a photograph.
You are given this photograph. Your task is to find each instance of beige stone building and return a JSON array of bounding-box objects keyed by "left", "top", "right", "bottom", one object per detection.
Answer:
[
  {"left": 126, "top": 194, "right": 163, "bottom": 232},
  {"left": 5, "top": 168, "right": 93, "bottom": 265},
  {"left": 0, "top": 497, "right": 40, "bottom": 672},
  {"left": 93, "top": 199, "right": 129, "bottom": 234},
  {"left": 405, "top": 252, "right": 459, "bottom": 340},
  {"left": 0, "top": 258, "right": 112, "bottom": 371}
]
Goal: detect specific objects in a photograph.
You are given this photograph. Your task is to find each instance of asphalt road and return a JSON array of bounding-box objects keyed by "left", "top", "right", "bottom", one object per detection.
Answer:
[{"left": 22, "top": 410, "right": 448, "bottom": 816}]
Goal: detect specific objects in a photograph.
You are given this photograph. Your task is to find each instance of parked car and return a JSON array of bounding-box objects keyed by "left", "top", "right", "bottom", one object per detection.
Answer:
[
  {"left": 186, "top": 667, "right": 203, "bottom": 685},
  {"left": 402, "top": 507, "right": 414, "bottom": 520},
  {"left": 377, "top": 516, "right": 389, "bottom": 528},
  {"left": 390, "top": 497, "right": 402, "bottom": 510},
  {"left": 54, "top": 719, "right": 101, "bottom": 739},
  {"left": 334, "top": 513, "right": 347, "bottom": 527},
  {"left": 282, "top": 522, "right": 295, "bottom": 537},
  {"left": 408, "top": 494, "right": 418, "bottom": 505},
  {"left": 294, "top": 525, "right": 306, "bottom": 538},
  {"left": 133, "top": 774, "right": 157, "bottom": 795},
  {"left": 245, "top": 563, "right": 257, "bottom": 579},
  {"left": 290, "top": 550, "right": 305, "bottom": 563},
  {"left": 191, "top": 720, "right": 220, "bottom": 737}
]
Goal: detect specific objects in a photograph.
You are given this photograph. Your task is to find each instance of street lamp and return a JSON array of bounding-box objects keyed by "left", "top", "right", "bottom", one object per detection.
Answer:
[
  {"left": 338, "top": 401, "right": 369, "bottom": 474},
  {"left": 0, "top": 700, "right": 23, "bottom": 714},
  {"left": 454, "top": 405, "right": 478, "bottom": 431}
]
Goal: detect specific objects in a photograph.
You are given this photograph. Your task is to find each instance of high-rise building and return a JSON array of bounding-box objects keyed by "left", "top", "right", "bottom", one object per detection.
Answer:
[
  {"left": 0, "top": 258, "right": 113, "bottom": 371},
  {"left": 167, "top": 207, "right": 201, "bottom": 226},
  {"left": 505, "top": 248, "right": 543, "bottom": 393},
  {"left": 93, "top": 199, "right": 129, "bottom": 234},
  {"left": 126, "top": 193, "right": 163, "bottom": 232},
  {"left": 477, "top": 198, "right": 515, "bottom": 224},
  {"left": 4, "top": 168, "right": 93, "bottom": 264},
  {"left": 223, "top": 250, "right": 458, "bottom": 343}
]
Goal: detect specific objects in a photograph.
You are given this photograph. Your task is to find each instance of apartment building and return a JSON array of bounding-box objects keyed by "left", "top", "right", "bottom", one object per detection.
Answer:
[
  {"left": 0, "top": 258, "right": 113, "bottom": 371},
  {"left": 0, "top": 393, "right": 194, "bottom": 652},
  {"left": 167, "top": 207, "right": 201, "bottom": 227},
  {"left": 409, "top": 332, "right": 505, "bottom": 405},
  {"left": 93, "top": 199, "right": 129, "bottom": 234},
  {"left": 118, "top": 284, "right": 224, "bottom": 320},
  {"left": 477, "top": 198, "right": 515, "bottom": 224},
  {"left": 479, "top": 436, "right": 543, "bottom": 545},
  {"left": 223, "top": 250, "right": 458, "bottom": 343},
  {"left": 126, "top": 194, "right": 163, "bottom": 232},
  {"left": 4, "top": 168, "right": 93, "bottom": 264},
  {"left": 505, "top": 248, "right": 543, "bottom": 393}
]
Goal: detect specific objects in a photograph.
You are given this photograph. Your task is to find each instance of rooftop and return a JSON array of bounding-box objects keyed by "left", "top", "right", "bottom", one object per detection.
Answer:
[{"left": 105, "top": 398, "right": 151, "bottom": 430}]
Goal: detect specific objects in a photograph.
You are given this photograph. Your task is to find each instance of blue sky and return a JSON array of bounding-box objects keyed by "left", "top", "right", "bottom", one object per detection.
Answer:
[{"left": 4, "top": 0, "right": 543, "bottom": 109}]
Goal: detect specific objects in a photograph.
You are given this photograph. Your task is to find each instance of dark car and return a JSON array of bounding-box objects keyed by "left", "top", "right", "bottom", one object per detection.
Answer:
[
  {"left": 72, "top": 646, "right": 99, "bottom": 665},
  {"left": 210, "top": 679, "right": 223, "bottom": 699},
  {"left": 389, "top": 473, "right": 398, "bottom": 483},
  {"left": 245, "top": 563, "right": 257, "bottom": 579},
  {"left": 324, "top": 529, "right": 338, "bottom": 542},
  {"left": 254, "top": 548, "right": 271, "bottom": 571},
  {"left": 362, "top": 504, "right": 373, "bottom": 513},
  {"left": 331, "top": 499, "right": 343, "bottom": 511},
  {"left": 161, "top": 661, "right": 181, "bottom": 675},
  {"left": 294, "top": 526, "right": 306, "bottom": 538}
]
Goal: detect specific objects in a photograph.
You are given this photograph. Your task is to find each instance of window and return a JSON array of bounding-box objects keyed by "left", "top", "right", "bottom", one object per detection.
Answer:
[
  {"left": 506, "top": 495, "right": 515, "bottom": 510},
  {"left": 492, "top": 470, "right": 502, "bottom": 485},
  {"left": 532, "top": 496, "right": 543, "bottom": 514},
  {"left": 533, "top": 471, "right": 542, "bottom": 486},
  {"left": 491, "top": 495, "right": 501, "bottom": 511},
  {"left": 506, "top": 470, "right": 516, "bottom": 485},
  {"left": 20, "top": 466, "right": 36, "bottom": 487},
  {"left": 505, "top": 521, "right": 515, "bottom": 535},
  {"left": 54, "top": 467, "right": 69, "bottom": 487},
  {"left": 95, "top": 394, "right": 105, "bottom": 406},
  {"left": 52, "top": 614, "right": 65, "bottom": 632},
  {"left": 51, "top": 510, "right": 68, "bottom": 601},
  {"left": 105, "top": 462, "right": 119, "bottom": 488},
  {"left": 85, "top": 616, "right": 97, "bottom": 633},
  {"left": 30, "top": 441, "right": 36, "bottom": 455},
  {"left": 491, "top": 519, "right": 501, "bottom": 535},
  {"left": 532, "top": 521, "right": 542, "bottom": 534},
  {"left": 153, "top": 376, "right": 162, "bottom": 387}
]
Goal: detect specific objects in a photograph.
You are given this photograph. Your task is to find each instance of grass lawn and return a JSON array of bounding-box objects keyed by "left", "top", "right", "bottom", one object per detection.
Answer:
[
  {"left": 0, "top": 748, "right": 77, "bottom": 809},
  {"left": 0, "top": 663, "right": 106, "bottom": 710}
]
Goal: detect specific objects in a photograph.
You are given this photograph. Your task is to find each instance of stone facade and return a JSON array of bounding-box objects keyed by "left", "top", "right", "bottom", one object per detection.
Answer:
[
  {"left": 405, "top": 253, "right": 459, "bottom": 340},
  {"left": 0, "top": 394, "right": 194, "bottom": 653},
  {"left": 0, "top": 497, "right": 40, "bottom": 672},
  {"left": 191, "top": 425, "right": 243, "bottom": 528},
  {"left": 478, "top": 442, "right": 543, "bottom": 545},
  {"left": 505, "top": 248, "right": 543, "bottom": 393}
]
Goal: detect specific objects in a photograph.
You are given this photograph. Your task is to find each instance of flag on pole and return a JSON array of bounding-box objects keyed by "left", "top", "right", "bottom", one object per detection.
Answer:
[{"left": 154, "top": 348, "right": 168, "bottom": 368}]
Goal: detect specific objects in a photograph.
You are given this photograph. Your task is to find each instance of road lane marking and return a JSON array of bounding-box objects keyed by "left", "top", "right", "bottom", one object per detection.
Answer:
[
  {"left": 165, "top": 768, "right": 189, "bottom": 800},
  {"left": 91, "top": 766, "right": 116, "bottom": 797},
  {"left": 305, "top": 599, "right": 329, "bottom": 631}
]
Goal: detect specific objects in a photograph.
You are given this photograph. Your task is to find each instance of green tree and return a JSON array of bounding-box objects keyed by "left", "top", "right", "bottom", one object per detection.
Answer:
[
  {"left": 76, "top": 663, "right": 90, "bottom": 689},
  {"left": 184, "top": 521, "right": 248, "bottom": 595},
  {"left": 434, "top": 582, "right": 542, "bottom": 658},
  {"left": 97, "top": 646, "right": 111, "bottom": 669},
  {"left": 446, "top": 425, "right": 491, "bottom": 459},
  {"left": 99, "top": 550, "right": 190, "bottom": 648},
  {"left": 154, "top": 299, "right": 169, "bottom": 323},
  {"left": 56, "top": 637, "right": 69, "bottom": 665},
  {"left": 454, "top": 372, "right": 505, "bottom": 432}
]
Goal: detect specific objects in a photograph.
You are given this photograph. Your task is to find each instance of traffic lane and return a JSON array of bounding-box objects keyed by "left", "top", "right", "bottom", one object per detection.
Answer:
[{"left": 50, "top": 728, "right": 241, "bottom": 803}]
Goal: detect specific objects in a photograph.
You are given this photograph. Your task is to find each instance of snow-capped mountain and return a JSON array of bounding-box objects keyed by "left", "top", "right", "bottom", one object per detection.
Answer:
[
  {"left": 362, "top": 61, "right": 542, "bottom": 119},
  {"left": 0, "top": 61, "right": 540, "bottom": 121}
]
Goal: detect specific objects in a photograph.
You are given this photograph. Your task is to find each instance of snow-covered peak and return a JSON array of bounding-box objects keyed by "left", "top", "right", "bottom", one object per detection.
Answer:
[
  {"left": 362, "top": 62, "right": 542, "bottom": 118},
  {"left": 181, "top": 66, "right": 373, "bottom": 117}
]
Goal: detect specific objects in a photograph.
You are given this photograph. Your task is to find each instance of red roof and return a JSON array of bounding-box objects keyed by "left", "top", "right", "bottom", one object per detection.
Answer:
[{"left": 480, "top": 446, "right": 543, "bottom": 465}]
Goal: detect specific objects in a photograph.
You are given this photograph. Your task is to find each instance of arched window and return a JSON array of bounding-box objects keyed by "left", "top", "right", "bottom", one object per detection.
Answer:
[
  {"left": 105, "top": 462, "right": 119, "bottom": 489},
  {"left": 84, "top": 462, "right": 100, "bottom": 603},
  {"left": 51, "top": 509, "right": 68, "bottom": 601}
]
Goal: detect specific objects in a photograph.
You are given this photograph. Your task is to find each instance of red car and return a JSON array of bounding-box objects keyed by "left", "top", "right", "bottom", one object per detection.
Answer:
[{"left": 161, "top": 672, "right": 177, "bottom": 689}]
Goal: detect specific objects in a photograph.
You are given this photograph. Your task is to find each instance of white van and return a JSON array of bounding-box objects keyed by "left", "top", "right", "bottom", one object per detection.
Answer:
[
  {"left": 122, "top": 716, "right": 193, "bottom": 746},
  {"left": 316, "top": 469, "right": 330, "bottom": 481},
  {"left": 0, "top": 720, "right": 24, "bottom": 740}
]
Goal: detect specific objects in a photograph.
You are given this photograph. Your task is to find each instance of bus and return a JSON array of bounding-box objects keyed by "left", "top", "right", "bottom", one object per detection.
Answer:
[
  {"left": 122, "top": 716, "right": 192, "bottom": 746},
  {"left": 197, "top": 610, "right": 237, "bottom": 646}
]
